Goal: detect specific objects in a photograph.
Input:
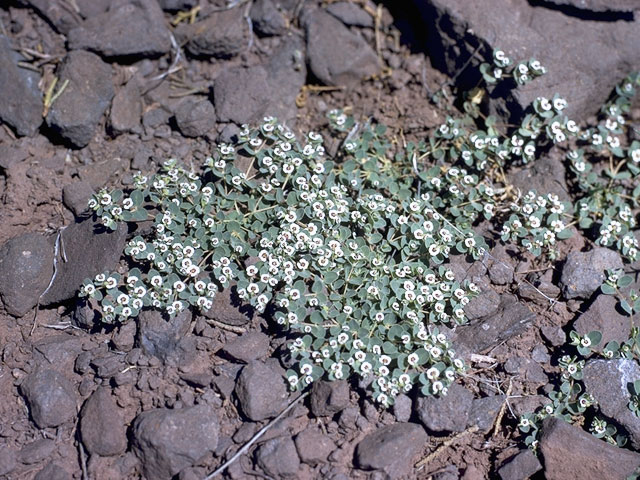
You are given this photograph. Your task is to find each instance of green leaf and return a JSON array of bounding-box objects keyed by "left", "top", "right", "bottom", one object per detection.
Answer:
[{"left": 601, "top": 283, "right": 617, "bottom": 295}]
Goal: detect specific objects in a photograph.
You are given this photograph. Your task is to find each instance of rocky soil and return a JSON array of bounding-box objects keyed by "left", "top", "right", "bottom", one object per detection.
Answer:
[{"left": 0, "top": 0, "right": 639, "bottom": 479}]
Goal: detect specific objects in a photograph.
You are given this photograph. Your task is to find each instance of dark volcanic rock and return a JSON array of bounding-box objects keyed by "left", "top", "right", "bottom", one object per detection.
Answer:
[
  {"left": 560, "top": 247, "right": 623, "bottom": 299},
  {"left": 310, "top": 380, "right": 350, "bottom": 417},
  {"left": 303, "top": 8, "right": 379, "bottom": 87},
  {"left": 574, "top": 294, "right": 636, "bottom": 352},
  {"left": 221, "top": 331, "right": 270, "bottom": 363},
  {"left": 0, "top": 35, "right": 42, "bottom": 137},
  {"left": 40, "top": 215, "right": 127, "bottom": 305},
  {"left": 355, "top": 423, "right": 428, "bottom": 478},
  {"left": 0, "top": 233, "right": 53, "bottom": 317},
  {"left": 250, "top": 0, "right": 289, "bottom": 36},
  {"left": 62, "top": 181, "right": 95, "bottom": 217},
  {"left": 235, "top": 362, "right": 288, "bottom": 421},
  {"left": 67, "top": 0, "right": 171, "bottom": 58},
  {"left": 455, "top": 294, "right": 535, "bottom": 356},
  {"left": 214, "top": 35, "right": 306, "bottom": 124},
  {"left": 137, "top": 309, "right": 194, "bottom": 365},
  {"left": 18, "top": 439, "right": 55, "bottom": 465},
  {"left": 34, "top": 462, "right": 72, "bottom": 480},
  {"left": 23, "top": 0, "right": 82, "bottom": 34},
  {"left": 20, "top": 369, "right": 77, "bottom": 428},
  {"left": 295, "top": 428, "right": 336, "bottom": 466},
  {"left": 0, "top": 447, "right": 17, "bottom": 477},
  {"left": 132, "top": 405, "right": 219, "bottom": 480},
  {"left": 109, "top": 77, "right": 142, "bottom": 135},
  {"left": 80, "top": 388, "right": 128, "bottom": 456},
  {"left": 467, "top": 394, "right": 505, "bottom": 432},
  {"left": 177, "top": 7, "right": 249, "bottom": 58},
  {"left": 539, "top": 417, "right": 640, "bottom": 479},
  {"left": 416, "top": 0, "right": 640, "bottom": 123},
  {"left": 327, "top": 2, "right": 374, "bottom": 27},
  {"left": 255, "top": 436, "right": 300, "bottom": 477},
  {"left": 583, "top": 359, "right": 640, "bottom": 449},
  {"left": 174, "top": 98, "right": 216, "bottom": 137},
  {"left": 201, "top": 286, "right": 252, "bottom": 326},
  {"left": 45, "top": 50, "right": 114, "bottom": 148},
  {"left": 498, "top": 449, "right": 542, "bottom": 480},
  {"left": 415, "top": 383, "right": 474, "bottom": 434}
]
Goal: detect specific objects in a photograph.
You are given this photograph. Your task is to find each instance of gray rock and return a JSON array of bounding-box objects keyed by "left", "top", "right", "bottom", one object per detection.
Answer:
[
  {"left": 545, "top": 0, "right": 639, "bottom": 12},
  {"left": 235, "top": 362, "right": 288, "bottom": 421},
  {"left": 174, "top": 98, "right": 216, "bottom": 137},
  {"left": 310, "top": 380, "right": 350, "bottom": 417},
  {"left": 22, "top": 0, "right": 82, "bottom": 34},
  {"left": 20, "top": 369, "right": 77, "bottom": 428},
  {"left": 62, "top": 181, "right": 95, "bottom": 216},
  {"left": 541, "top": 325, "right": 566, "bottom": 347},
  {"left": 531, "top": 344, "right": 551, "bottom": 364},
  {"left": 464, "top": 285, "right": 500, "bottom": 320},
  {"left": 574, "top": 293, "right": 634, "bottom": 351},
  {"left": 80, "top": 388, "right": 127, "bottom": 456},
  {"left": 109, "top": 77, "right": 142, "bottom": 135},
  {"left": 303, "top": 8, "right": 379, "bottom": 87},
  {"left": 455, "top": 295, "right": 536, "bottom": 356},
  {"left": 393, "top": 393, "right": 413, "bottom": 422},
  {"left": 46, "top": 50, "right": 114, "bottom": 148},
  {"left": 40, "top": 215, "right": 127, "bottom": 305},
  {"left": 355, "top": 423, "right": 428, "bottom": 478},
  {"left": 18, "top": 439, "right": 55, "bottom": 465},
  {"left": 221, "top": 331, "right": 270, "bottom": 363},
  {"left": 327, "top": 2, "right": 374, "bottom": 27},
  {"left": 112, "top": 320, "right": 137, "bottom": 352},
  {"left": 560, "top": 247, "right": 623, "bottom": 299},
  {"left": 132, "top": 405, "right": 219, "bottom": 480},
  {"left": 213, "top": 35, "right": 306, "bottom": 125},
  {"left": 467, "top": 395, "right": 505, "bottom": 432},
  {"left": 68, "top": 0, "right": 171, "bottom": 58},
  {"left": 34, "top": 462, "right": 72, "bottom": 480},
  {"left": 294, "top": 428, "right": 336, "bottom": 466},
  {"left": 137, "top": 309, "right": 194, "bottom": 365},
  {"left": 0, "top": 447, "right": 17, "bottom": 477},
  {"left": 255, "top": 437, "right": 300, "bottom": 477},
  {"left": 416, "top": 0, "right": 640, "bottom": 123},
  {"left": 498, "top": 449, "right": 542, "bottom": 480},
  {"left": 0, "top": 35, "right": 42, "bottom": 136},
  {"left": 177, "top": 7, "right": 248, "bottom": 58},
  {"left": 583, "top": 359, "right": 640, "bottom": 449},
  {"left": 539, "top": 417, "right": 640, "bottom": 480},
  {"left": 0, "top": 233, "right": 53, "bottom": 317},
  {"left": 509, "top": 152, "right": 571, "bottom": 204},
  {"left": 415, "top": 383, "right": 474, "bottom": 434},
  {"left": 250, "top": 0, "right": 289, "bottom": 36},
  {"left": 201, "top": 286, "right": 252, "bottom": 326}
]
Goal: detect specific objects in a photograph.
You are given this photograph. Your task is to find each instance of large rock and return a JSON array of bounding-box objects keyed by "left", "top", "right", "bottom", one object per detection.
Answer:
[
  {"left": 235, "top": 361, "right": 288, "bottom": 421},
  {"left": 255, "top": 436, "right": 300, "bottom": 477},
  {"left": 221, "top": 331, "right": 270, "bottom": 363},
  {"left": 67, "top": 0, "right": 171, "bottom": 58},
  {"left": 137, "top": 308, "right": 194, "bottom": 365},
  {"left": 250, "top": 0, "right": 289, "bottom": 36},
  {"left": 213, "top": 35, "right": 306, "bottom": 125},
  {"left": 455, "top": 294, "right": 536, "bottom": 356},
  {"left": 40, "top": 215, "right": 127, "bottom": 305},
  {"left": 560, "top": 247, "right": 623, "bottom": 300},
  {"left": 132, "top": 405, "right": 219, "bottom": 480},
  {"left": 583, "top": 359, "right": 640, "bottom": 449},
  {"left": 574, "top": 294, "right": 636, "bottom": 352},
  {"left": 20, "top": 369, "right": 77, "bottom": 428},
  {"left": 309, "top": 380, "right": 350, "bottom": 417},
  {"left": 416, "top": 0, "right": 640, "bottom": 123},
  {"left": 355, "top": 423, "right": 428, "bottom": 478},
  {"left": 45, "top": 50, "right": 114, "bottom": 148},
  {"left": 109, "top": 77, "right": 142, "bottom": 135},
  {"left": 0, "top": 35, "right": 42, "bottom": 136},
  {"left": 295, "top": 428, "right": 336, "bottom": 466},
  {"left": 498, "top": 449, "right": 542, "bottom": 480},
  {"left": 22, "top": 0, "right": 83, "bottom": 34},
  {"left": 0, "top": 233, "right": 53, "bottom": 317},
  {"left": 302, "top": 8, "right": 379, "bottom": 87},
  {"left": 176, "top": 7, "right": 249, "bottom": 58},
  {"left": 539, "top": 417, "right": 640, "bottom": 479},
  {"left": 79, "top": 388, "right": 128, "bottom": 456},
  {"left": 174, "top": 98, "right": 216, "bottom": 138},
  {"left": 415, "top": 383, "right": 474, "bottom": 434}
]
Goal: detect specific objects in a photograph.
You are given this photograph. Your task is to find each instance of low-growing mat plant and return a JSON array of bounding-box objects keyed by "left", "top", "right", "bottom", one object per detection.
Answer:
[{"left": 79, "top": 49, "right": 640, "bottom": 453}]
